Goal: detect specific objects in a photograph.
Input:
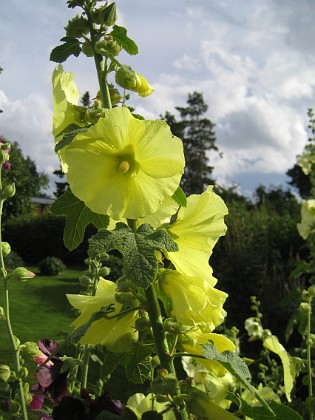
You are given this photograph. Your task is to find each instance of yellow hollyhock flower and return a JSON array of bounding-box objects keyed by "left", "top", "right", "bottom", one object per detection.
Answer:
[
  {"left": 166, "top": 186, "right": 228, "bottom": 285},
  {"left": 65, "top": 107, "right": 184, "bottom": 220},
  {"left": 67, "top": 278, "right": 138, "bottom": 353},
  {"left": 159, "top": 269, "right": 228, "bottom": 333},
  {"left": 52, "top": 64, "right": 83, "bottom": 171},
  {"left": 297, "top": 199, "right": 315, "bottom": 239},
  {"left": 181, "top": 330, "right": 236, "bottom": 378}
]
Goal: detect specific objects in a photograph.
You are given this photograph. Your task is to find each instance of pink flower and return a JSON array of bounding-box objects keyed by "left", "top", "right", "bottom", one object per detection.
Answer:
[{"left": 33, "top": 351, "right": 54, "bottom": 367}]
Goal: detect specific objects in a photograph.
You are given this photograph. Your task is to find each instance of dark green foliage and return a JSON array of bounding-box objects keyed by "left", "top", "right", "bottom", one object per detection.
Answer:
[
  {"left": 2, "top": 141, "right": 49, "bottom": 222},
  {"left": 4, "top": 251, "right": 24, "bottom": 270},
  {"left": 162, "top": 92, "right": 218, "bottom": 195},
  {"left": 38, "top": 256, "right": 66, "bottom": 276},
  {"left": 2, "top": 214, "right": 95, "bottom": 264}
]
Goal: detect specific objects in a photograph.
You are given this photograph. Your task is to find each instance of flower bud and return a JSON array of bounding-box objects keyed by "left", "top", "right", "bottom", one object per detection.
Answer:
[
  {"left": 99, "top": 266, "right": 111, "bottom": 277},
  {"left": 82, "top": 40, "right": 94, "bottom": 57},
  {"left": 308, "top": 285, "right": 315, "bottom": 297},
  {"left": 116, "top": 277, "right": 136, "bottom": 292},
  {"left": 79, "top": 275, "right": 93, "bottom": 286},
  {"left": 18, "top": 367, "right": 28, "bottom": 379},
  {"left": 99, "top": 3, "right": 118, "bottom": 26},
  {"left": 151, "top": 373, "right": 179, "bottom": 396},
  {"left": 0, "top": 306, "right": 4, "bottom": 320},
  {"left": 0, "top": 365, "right": 11, "bottom": 382},
  {"left": 65, "top": 15, "right": 89, "bottom": 38},
  {"left": 11, "top": 267, "right": 36, "bottom": 281},
  {"left": 95, "top": 37, "right": 122, "bottom": 57},
  {"left": 115, "top": 67, "right": 154, "bottom": 97},
  {"left": 0, "top": 149, "right": 9, "bottom": 165},
  {"left": 1, "top": 242, "right": 11, "bottom": 256},
  {"left": 2, "top": 182, "right": 16, "bottom": 200},
  {"left": 135, "top": 314, "right": 151, "bottom": 331},
  {"left": 21, "top": 341, "right": 41, "bottom": 357},
  {"left": 115, "top": 291, "right": 139, "bottom": 308}
]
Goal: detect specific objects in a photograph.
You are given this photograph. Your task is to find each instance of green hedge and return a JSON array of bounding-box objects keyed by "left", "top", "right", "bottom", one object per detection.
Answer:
[{"left": 3, "top": 214, "right": 96, "bottom": 265}]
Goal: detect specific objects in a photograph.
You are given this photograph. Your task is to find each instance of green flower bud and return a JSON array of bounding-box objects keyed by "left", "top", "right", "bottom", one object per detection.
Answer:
[
  {"left": 0, "top": 365, "right": 11, "bottom": 382},
  {"left": 73, "top": 105, "right": 87, "bottom": 124},
  {"left": 85, "top": 108, "right": 105, "bottom": 124},
  {"left": 0, "top": 306, "right": 4, "bottom": 320},
  {"left": 1, "top": 242, "right": 11, "bottom": 256},
  {"left": 18, "top": 367, "right": 28, "bottom": 379},
  {"left": 151, "top": 373, "right": 179, "bottom": 396},
  {"left": 116, "top": 277, "right": 136, "bottom": 292},
  {"left": 135, "top": 314, "right": 151, "bottom": 331},
  {"left": 21, "top": 341, "right": 41, "bottom": 357},
  {"left": 11, "top": 267, "right": 36, "bottom": 281},
  {"left": 82, "top": 40, "right": 94, "bottom": 57},
  {"left": 2, "top": 182, "right": 16, "bottom": 200},
  {"left": 115, "top": 291, "right": 139, "bottom": 308},
  {"left": 0, "top": 149, "right": 9, "bottom": 165},
  {"left": 300, "top": 302, "right": 311, "bottom": 312},
  {"left": 65, "top": 15, "right": 89, "bottom": 38},
  {"left": 308, "top": 284, "right": 315, "bottom": 297},
  {"left": 115, "top": 66, "right": 137, "bottom": 90},
  {"left": 99, "top": 266, "right": 111, "bottom": 277},
  {"left": 79, "top": 275, "right": 93, "bottom": 286},
  {"left": 95, "top": 36, "right": 122, "bottom": 56},
  {"left": 99, "top": 3, "right": 118, "bottom": 26}
]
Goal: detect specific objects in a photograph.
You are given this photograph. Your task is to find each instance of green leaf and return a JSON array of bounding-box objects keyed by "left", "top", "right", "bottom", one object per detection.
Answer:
[
  {"left": 100, "top": 351, "right": 126, "bottom": 379},
  {"left": 234, "top": 394, "right": 303, "bottom": 420},
  {"left": 122, "top": 344, "right": 153, "bottom": 384},
  {"left": 263, "top": 335, "right": 296, "bottom": 402},
  {"left": 50, "top": 37, "right": 81, "bottom": 63},
  {"left": 89, "top": 224, "right": 178, "bottom": 288},
  {"left": 202, "top": 345, "right": 275, "bottom": 417},
  {"left": 172, "top": 187, "right": 187, "bottom": 207},
  {"left": 111, "top": 25, "right": 138, "bottom": 55},
  {"left": 54, "top": 125, "right": 88, "bottom": 153},
  {"left": 50, "top": 188, "right": 109, "bottom": 251}
]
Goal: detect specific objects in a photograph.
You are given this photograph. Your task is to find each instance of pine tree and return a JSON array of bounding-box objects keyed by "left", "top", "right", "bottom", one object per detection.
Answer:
[{"left": 162, "top": 92, "right": 219, "bottom": 195}]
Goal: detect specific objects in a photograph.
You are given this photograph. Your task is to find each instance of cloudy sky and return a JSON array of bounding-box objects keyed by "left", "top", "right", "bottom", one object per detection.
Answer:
[{"left": 1, "top": 0, "right": 315, "bottom": 198}]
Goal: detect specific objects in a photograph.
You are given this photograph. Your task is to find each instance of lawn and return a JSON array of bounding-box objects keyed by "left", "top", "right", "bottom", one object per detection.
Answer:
[{"left": 0, "top": 266, "right": 84, "bottom": 366}]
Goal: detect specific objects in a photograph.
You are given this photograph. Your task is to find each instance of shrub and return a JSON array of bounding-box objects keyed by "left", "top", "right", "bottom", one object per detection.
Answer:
[
  {"left": 38, "top": 256, "right": 66, "bottom": 276},
  {"left": 4, "top": 251, "right": 25, "bottom": 271}
]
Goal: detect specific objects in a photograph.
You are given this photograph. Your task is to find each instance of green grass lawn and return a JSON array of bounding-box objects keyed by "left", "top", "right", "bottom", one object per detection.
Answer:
[{"left": 0, "top": 266, "right": 84, "bottom": 366}]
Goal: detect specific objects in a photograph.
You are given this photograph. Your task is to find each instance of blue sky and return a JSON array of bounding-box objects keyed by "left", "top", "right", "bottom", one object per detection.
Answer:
[{"left": 1, "top": 0, "right": 315, "bottom": 198}]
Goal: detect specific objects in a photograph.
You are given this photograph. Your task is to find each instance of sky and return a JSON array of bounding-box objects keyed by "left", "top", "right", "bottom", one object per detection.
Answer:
[{"left": 1, "top": 0, "right": 315, "bottom": 198}]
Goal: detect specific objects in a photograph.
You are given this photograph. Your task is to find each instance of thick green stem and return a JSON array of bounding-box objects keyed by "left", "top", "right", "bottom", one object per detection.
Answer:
[
  {"left": 144, "top": 283, "right": 173, "bottom": 373},
  {"left": 85, "top": 6, "right": 112, "bottom": 109},
  {"left": 144, "top": 284, "right": 188, "bottom": 420}
]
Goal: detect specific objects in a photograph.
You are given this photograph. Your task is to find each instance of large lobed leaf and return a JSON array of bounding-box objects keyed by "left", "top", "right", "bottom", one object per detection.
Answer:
[{"left": 51, "top": 188, "right": 109, "bottom": 251}]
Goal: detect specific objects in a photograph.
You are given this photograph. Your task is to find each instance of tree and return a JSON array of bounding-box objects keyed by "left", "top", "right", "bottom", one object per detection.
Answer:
[
  {"left": 287, "top": 108, "right": 315, "bottom": 198},
  {"left": 161, "top": 92, "right": 219, "bottom": 195},
  {"left": 2, "top": 141, "right": 49, "bottom": 221},
  {"left": 53, "top": 166, "right": 68, "bottom": 198}
]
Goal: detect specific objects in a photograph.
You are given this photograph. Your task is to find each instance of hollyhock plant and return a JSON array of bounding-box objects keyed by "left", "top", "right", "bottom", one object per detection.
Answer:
[{"left": 65, "top": 106, "right": 185, "bottom": 220}]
